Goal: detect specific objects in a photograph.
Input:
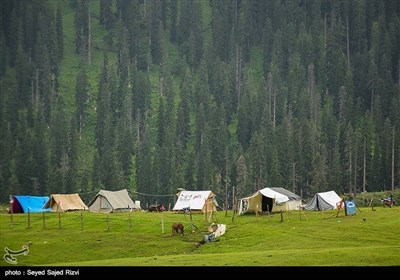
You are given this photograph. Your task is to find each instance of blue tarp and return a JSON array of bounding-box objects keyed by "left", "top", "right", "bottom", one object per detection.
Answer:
[{"left": 10, "top": 196, "right": 51, "bottom": 213}]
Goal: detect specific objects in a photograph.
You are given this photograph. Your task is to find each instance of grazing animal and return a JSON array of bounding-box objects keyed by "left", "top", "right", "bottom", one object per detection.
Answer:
[
  {"left": 171, "top": 223, "right": 184, "bottom": 237},
  {"left": 148, "top": 203, "right": 165, "bottom": 212}
]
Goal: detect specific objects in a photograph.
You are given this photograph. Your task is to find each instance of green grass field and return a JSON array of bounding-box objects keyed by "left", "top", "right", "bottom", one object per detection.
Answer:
[{"left": 1, "top": 205, "right": 399, "bottom": 267}]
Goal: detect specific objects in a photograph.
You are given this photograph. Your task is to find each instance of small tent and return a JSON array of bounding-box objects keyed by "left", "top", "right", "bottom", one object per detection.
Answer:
[
  {"left": 45, "top": 193, "right": 88, "bottom": 212},
  {"left": 88, "top": 189, "right": 140, "bottom": 212},
  {"left": 172, "top": 190, "right": 217, "bottom": 213},
  {"left": 9, "top": 195, "right": 51, "bottom": 213},
  {"left": 304, "top": 190, "right": 343, "bottom": 211},
  {"left": 238, "top": 187, "right": 302, "bottom": 215}
]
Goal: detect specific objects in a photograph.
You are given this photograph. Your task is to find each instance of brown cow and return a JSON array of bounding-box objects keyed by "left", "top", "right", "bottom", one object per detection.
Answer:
[{"left": 171, "top": 223, "right": 184, "bottom": 237}]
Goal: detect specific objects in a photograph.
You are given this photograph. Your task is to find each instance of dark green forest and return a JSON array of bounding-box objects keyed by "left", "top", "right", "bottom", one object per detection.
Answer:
[{"left": 0, "top": 0, "right": 399, "bottom": 207}]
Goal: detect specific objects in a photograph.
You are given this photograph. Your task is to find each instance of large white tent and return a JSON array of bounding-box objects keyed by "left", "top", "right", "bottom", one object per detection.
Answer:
[
  {"left": 304, "top": 190, "right": 343, "bottom": 211},
  {"left": 238, "top": 187, "right": 302, "bottom": 215},
  {"left": 172, "top": 190, "right": 217, "bottom": 213}
]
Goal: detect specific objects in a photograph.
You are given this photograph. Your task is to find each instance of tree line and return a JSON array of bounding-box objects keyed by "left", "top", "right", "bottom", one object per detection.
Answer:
[{"left": 0, "top": 0, "right": 399, "bottom": 207}]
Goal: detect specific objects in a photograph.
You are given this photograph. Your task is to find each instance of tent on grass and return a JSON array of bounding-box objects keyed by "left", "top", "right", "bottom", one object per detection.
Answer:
[
  {"left": 45, "top": 193, "right": 88, "bottom": 212},
  {"left": 172, "top": 190, "right": 217, "bottom": 213},
  {"left": 238, "top": 187, "right": 302, "bottom": 215},
  {"left": 304, "top": 190, "right": 343, "bottom": 211},
  {"left": 9, "top": 195, "right": 51, "bottom": 213},
  {"left": 88, "top": 189, "right": 140, "bottom": 212}
]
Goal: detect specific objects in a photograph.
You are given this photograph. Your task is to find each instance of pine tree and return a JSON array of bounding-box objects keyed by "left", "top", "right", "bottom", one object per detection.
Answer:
[
  {"left": 235, "top": 153, "right": 248, "bottom": 201},
  {"left": 65, "top": 117, "right": 78, "bottom": 194},
  {"left": 0, "top": 29, "right": 7, "bottom": 77},
  {"left": 169, "top": 0, "right": 178, "bottom": 42},
  {"left": 15, "top": 110, "right": 34, "bottom": 194},
  {"left": 100, "top": 0, "right": 113, "bottom": 29},
  {"left": 75, "top": 66, "right": 89, "bottom": 134},
  {"left": 156, "top": 96, "right": 165, "bottom": 147},
  {"left": 136, "top": 122, "right": 153, "bottom": 206},
  {"left": 56, "top": 2, "right": 64, "bottom": 60},
  {"left": 32, "top": 104, "right": 48, "bottom": 195},
  {"left": 115, "top": 118, "right": 134, "bottom": 184},
  {"left": 96, "top": 53, "right": 111, "bottom": 156}
]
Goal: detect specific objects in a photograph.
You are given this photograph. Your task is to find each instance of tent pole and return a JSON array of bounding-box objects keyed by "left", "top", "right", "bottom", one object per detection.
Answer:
[
  {"left": 9, "top": 196, "right": 13, "bottom": 224},
  {"left": 256, "top": 204, "right": 259, "bottom": 222},
  {"left": 129, "top": 211, "right": 132, "bottom": 232},
  {"left": 106, "top": 212, "right": 110, "bottom": 231},
  {"left": 204, "top": 199, "right": 207, "bottom": 221},
  {"left": 58, "top": 210, "right": 61, "bottom": 229},
  {"left": 161, "top": 211, "right": 164, "bottom": 234},
  {"left": 80, "top": 209, "right": 83, "bottom": 230}
]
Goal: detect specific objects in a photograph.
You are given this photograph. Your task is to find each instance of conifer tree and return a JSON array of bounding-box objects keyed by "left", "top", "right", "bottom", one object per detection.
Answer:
[
  {"left": 56, "top": 2, "right": 64, "bottom": 60},
  {"left": 136, "top": 122, "right": 153, "bottom": 206},
  {"left": 75, "top": 66, "right": 89, "bottom": 134}
]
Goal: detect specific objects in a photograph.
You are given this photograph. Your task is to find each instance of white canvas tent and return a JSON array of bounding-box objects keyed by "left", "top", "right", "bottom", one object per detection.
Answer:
[
  {"left": 238, "top": 187, "right": 302, "bottom": 215},
  {"left": 88, "top": 189, "right": 140, "bottom": 212},
  {"left": 172, "top": 190, "right": 217, "bottom": 213},
  {"left": 45, "top": 193, "right": 88, "bottom": 212},
  {"left": 304, "top": 190, "right": 343, "bottom": 211}
]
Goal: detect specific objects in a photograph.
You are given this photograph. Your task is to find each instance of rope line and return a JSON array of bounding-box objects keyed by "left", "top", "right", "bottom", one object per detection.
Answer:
[{"left": 130, "top": 190, "right": 175, "bottom": 197}]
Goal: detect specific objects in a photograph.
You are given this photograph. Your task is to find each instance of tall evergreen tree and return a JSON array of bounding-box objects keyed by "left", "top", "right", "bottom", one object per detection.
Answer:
[
  {"left": 65, "top": 117, "right": 78, "bottom": 194},
  {"left": 100, "top": 0, "right": 113, "bottom": 29},
  {"left": 75, "top": 66, "right": 89, "bottom": 134},
  {"left": 56, "top": 2, "right": 64, "bottom": 60},
  {"left": 236, "top": 153, "right": 249, "bottom": 201},
  {"left": 0, "top": 29, "right": 7, "bottom": 77},
  {"left": 32, "top": 104, "right": 48, "bottom": 195},
  {"left": 136, "top": 122, "right": 153, "bottom": 205},
  {"left": 169, "top": 0, "right": 178, "bottom": 42}
]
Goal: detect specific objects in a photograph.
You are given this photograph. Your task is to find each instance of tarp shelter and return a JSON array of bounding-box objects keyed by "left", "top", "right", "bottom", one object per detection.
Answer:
[
  {"left": 304, "top": 190, "right": 343, "bottom": 211},
  {"left": 9, "top": 195, "right": 51, "bottom": 213},
  {"left": 238, "top": 187, "right": 302, "bottom": 215},
  {"left": 88, "top": 189, "right": 140, "bottom": 212},
  {"left": 45, "top": 193, "right": 88, "bottom": 212},
  {"left": 172, "top": 191, "right": 217, "bottom": 213}
]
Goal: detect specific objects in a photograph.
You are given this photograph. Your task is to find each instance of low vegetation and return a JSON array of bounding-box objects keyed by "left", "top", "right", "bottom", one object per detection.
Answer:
[{"left": 1, "top": 204, "right": 399, "bottom": 266}]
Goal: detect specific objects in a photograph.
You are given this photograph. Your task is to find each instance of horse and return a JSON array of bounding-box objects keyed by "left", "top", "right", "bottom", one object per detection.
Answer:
[{"left": 171, "top": 223, "right": 184, "bottom": 237}]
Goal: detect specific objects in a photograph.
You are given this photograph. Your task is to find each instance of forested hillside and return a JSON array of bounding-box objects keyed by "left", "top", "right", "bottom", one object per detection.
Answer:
[{"left": 0, "top": 0, "right": 399, "bottom": 207}]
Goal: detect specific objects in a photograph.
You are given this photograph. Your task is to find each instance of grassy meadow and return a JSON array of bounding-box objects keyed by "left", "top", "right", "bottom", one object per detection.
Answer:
[{"left": 0, "top": 205, "right": 399, "bottom": 267}]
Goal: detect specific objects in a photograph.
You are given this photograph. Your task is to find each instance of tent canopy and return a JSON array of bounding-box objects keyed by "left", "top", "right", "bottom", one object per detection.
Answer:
[
  {"left": 304, "top": 190, "right": 342, "bottom": 211},
  {"left": 172, "top": 190, "right": 217, "bottom": 213},
  {"left": 259, "top": 188, "right": 289, "bottom": 203},
  {"left": 88, "top": 189, "right": 139, "bottom": 212},
  {"left": 270, "top": 187, "right": 302, "bottom": 201},
  {"left": 9, "top": 195, "right": 50, "bottom": 213},
  {"left": 45, "top": 193, "right": 88, "bottom": 212},
  {"left": 239, "top": 187, "right": 302, "bottom": 215}
]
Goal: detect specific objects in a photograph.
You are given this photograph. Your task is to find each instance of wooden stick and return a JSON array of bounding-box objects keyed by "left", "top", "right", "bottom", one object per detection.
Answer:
[
  {"left": 106, "top": 213, "right": 110, "bottom": 231},
  {"left": 256, "top": 204, "right": 259, "bottom": 223},
  {"left": 129, "top": 211, "right": 132, "bottom": 232},
  {"left": 80, "top": 210, "right": 83, "bottom": 230},
  {"left": 161, "top": 212, "right": 164, "bottom": 234},
  {"left": 28, "top": 208, "right": 31, "bottom": 229},
  {"left": 58, "top": 210, "right": 61, "bottom": 229},
  {"left": 9, "top": 197, "right": 13, "bottom": 224}
]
